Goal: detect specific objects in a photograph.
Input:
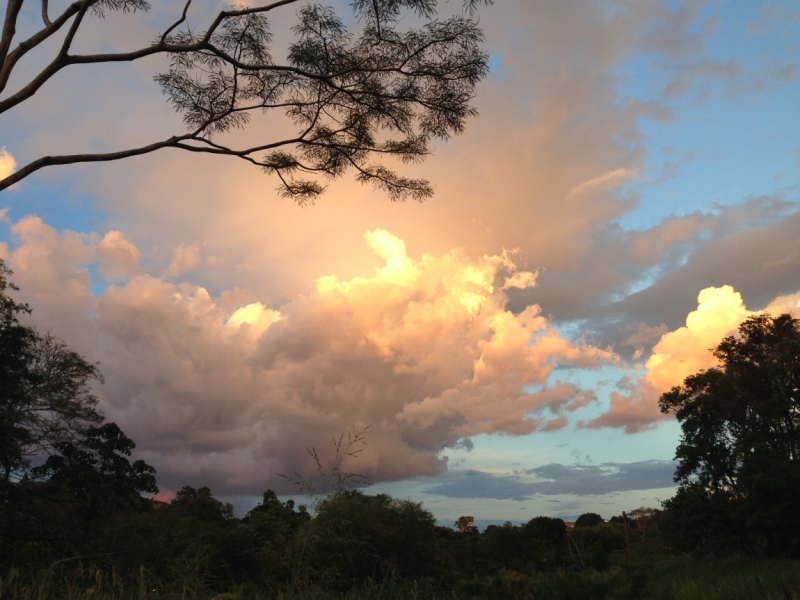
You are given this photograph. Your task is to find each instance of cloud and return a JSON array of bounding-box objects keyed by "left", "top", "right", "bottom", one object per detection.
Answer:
[
  {"left": 2, "top": 217, "right": 616, "bottom": 494},
  {"left": 164, "top": 243, "right": 201, "bottom": 278},
  {"left": 227, "top": 302, "right": 282, "bottom": 336},
  {"left": 586, "top": 284, "right": 800, "bottom": 433},
  {"left": 662, "top": 59, "right": 743, "bottom": 99},
  {"left": 0, "top": 147, "right": 16, "bottom": 180},
  {"left": 34, "top": 0, "right": 714, "bottom": 312},
  {"left": 764, "top": 291, "right": 800, "bottom": 317},
  {"left": 424, "top": 460, "right": 678, "bottom": 501},
  {"left": 622, "top": 323, "right": 668, "bottom": 359},
  {"left": 565, "top": 168, "right": 636, "bottom": 200},
  {"left": 98, "top": 231, "right": 141, "bottom": 281},
  {"left": 3, "top": 0, "right": 798, "bottom": 502},
  {"left": 644, "top": 285, "right": 750, "bottom": 392}
]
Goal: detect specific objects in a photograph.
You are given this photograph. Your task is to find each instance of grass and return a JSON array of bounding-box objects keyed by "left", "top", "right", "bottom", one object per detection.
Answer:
[
  {"left": 639, "top": 555, "right": 800, "bottom": 600},
  {"left": 2, "top": 556, "right": 800, "bottom": 599}
]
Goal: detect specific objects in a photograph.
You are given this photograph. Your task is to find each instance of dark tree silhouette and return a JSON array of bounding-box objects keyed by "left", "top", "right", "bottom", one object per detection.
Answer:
[
  {"left": 574, "top": 512, "right": 604, "bottom": 528},
  {"left": 660, "top": 313, "right": 800, "bottom": 556},
  {"left": 0, "top": 260, "right": 103, "bottom": 490},
  {"left": 0, "top": 0, "right": 491, "bottom": 203}
]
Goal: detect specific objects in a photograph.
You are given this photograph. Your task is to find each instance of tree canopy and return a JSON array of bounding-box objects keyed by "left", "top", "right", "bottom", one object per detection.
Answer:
[
  {"left": 0, "top": 260, "right": 158, "bottom": 554},
  {"left": 0, "top": 0, "right": 492, "bottom": 203},
  {"left": 0, "top": 259, "right": 104, "bottom": 489},
  {"left": 660, "top": 312, "right": 800, "bottom": 556}
]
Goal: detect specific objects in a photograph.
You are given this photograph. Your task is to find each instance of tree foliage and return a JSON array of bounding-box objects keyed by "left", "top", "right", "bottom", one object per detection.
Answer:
[
  {"left": 301, "top": 490, "right": 444, "bottom": 587},
  {"left": 574, "top": 512, "right": 604, "bottom": 528},
  {"left": 0, "top": 261, "right": 158, "bottom": 558},
  {"left": 0, "top": 0, "right": 492, "bottom": 202},
  {"left": 660, "top": 312, "right": 800, "bottom": 556},
  {"left": 0, "top": 260, "right": 103, "bottom": 488}
]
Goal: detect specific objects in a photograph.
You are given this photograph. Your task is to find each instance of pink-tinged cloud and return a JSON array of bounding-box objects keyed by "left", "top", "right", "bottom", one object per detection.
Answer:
[
  {"left": 587, "top": 284, "right": 800, "bottom": 433},
  {"left": 164, "top": 243, "right": 201, "bottom": 278},
  {"left": 98, "top": 231, "right": 142, "bottom": 281},
  {"left": 2, "top": 217, "right": 615, "bottom": 494},
  {"left": 0, "top": 147, "right": 15, "bottom": 180}
]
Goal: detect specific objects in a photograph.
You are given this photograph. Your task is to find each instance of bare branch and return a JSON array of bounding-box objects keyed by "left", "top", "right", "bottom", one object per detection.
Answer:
[
  {"left": 0, "top": 0, "right": 25, "bottom": 70},
  {"left": 0, "top": 135, "right": 189, "bottom": 192},
  {"left": 159, "top": 0, "right": 191, "bottom": 45},
  {"left": 0, "top": 0, "right": 83, "bottom": 94},
  {"left": 41, "top": 0, "right": 52, "bottom": 26}
]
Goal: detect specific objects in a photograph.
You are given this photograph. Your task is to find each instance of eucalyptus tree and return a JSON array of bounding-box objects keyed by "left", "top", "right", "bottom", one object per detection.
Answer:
[{"left": 0, "top": 0, "right": 492, "bottom": 203}]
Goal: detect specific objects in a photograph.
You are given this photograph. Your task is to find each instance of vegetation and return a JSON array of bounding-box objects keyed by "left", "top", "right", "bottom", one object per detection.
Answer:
[
  {"left": 660, "top": 312, "right": 800, "bottom": 557},
  {"left": 0, "top": 0, "right": 492, "bottom": 200},
  {"left": 2, "top": 263, "right": 800, "bottom": 599}
]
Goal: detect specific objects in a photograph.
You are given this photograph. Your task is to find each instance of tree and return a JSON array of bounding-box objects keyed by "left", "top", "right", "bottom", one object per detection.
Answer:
[
  {"left": 169, "top": 485, "right": 233, "bottom": 521},
  {"left": 0, "top": 0, "right": 491, "bottom": 203},
  {"left": 301, "top": 490, "right": 445, "bottom": 588},
  {"left": 0, "top": 259, "right": 103, "bottom": 489},
  {"left": 626, "top": 506, "right": 660, "bottom": 540},
  {"left": 574, "top": 512, "right": 604, "bottom": 528},
  {"left": 659, "top": 313, "right": 800, "bottom": 556},
  {"left": 33, "top": 422, "right": 158, "bottom": 540}
]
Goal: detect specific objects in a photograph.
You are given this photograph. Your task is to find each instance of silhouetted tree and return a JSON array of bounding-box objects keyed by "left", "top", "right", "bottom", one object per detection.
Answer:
[
  {"left": 575, "top": 512, "right": 604, "bottom": 528},
  {"left": 33, "top": 423, "right": 158, "bottom": 541},
  {"left": 660, "top": 313, "right": 800, "bottom": 556},
  {"left": 0, "top": 0, "right": 492, "bottom": 201},
  {"left": 301, "top": 490, "right": 445, "bottom": 589},
  {"left": 0, "top": 260, "right": 103, "bottom": 491}
]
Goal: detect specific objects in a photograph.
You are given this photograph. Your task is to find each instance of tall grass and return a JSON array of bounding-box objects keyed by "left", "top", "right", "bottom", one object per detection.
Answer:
[
  {"left": 0, "top": 568, "right": 456, "bottom": 600},
  {"left": 2, "top": 556, "right": 799, "bottom": 599},
  {"left": 640, "top": 556, "right": 800, "bottom": 600}
]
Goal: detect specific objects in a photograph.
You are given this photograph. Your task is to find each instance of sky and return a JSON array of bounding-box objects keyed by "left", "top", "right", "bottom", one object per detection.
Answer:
[{"left": 1, "top": 0, "right": 799, "bottom": 526}]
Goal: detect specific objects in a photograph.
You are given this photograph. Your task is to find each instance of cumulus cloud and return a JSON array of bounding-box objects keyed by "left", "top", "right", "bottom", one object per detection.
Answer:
[
  {"left": 98, "top": 231, "right": 141, "bottom": 281},
  {"left": 164, "top": 243, "right": 201, "bottom": 278},
  {"left": 644, "top": 285, "right": 750, "bottom": 392},
  {"left": 2, "top": 217, "right": 616, "bottom": 495},
  {"left": 764, "top": 291, "right": 800, "bottom": 317},
  {"left": 587, "top": 284, "right": 800, "bottom": 433}
]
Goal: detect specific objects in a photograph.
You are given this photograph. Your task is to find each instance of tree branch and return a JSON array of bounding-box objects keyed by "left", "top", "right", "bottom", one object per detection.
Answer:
[
  {"left": 159, "top": 0, "right": 191, "bottom": 45},
  {"left": 41, "top": 0, "right": 52, "bottom": 26},
  {"left": 0, "top": 135, "right": 190, "bottom": 192},
  {"left": 0, "top": 0, "right": 301, "bottom": 113},
  {"left": 0, "top": 0, "right": 25, "bottom": 70},
  {"left": 0, "top": 0, "right": 86, "bottom": 95}
]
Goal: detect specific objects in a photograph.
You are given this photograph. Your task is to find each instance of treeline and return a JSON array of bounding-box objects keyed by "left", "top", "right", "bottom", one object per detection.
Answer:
[
  {"left": 2, "top": 482, "right": 800, "bottom": 599},
  {"left": 0, "top": 478, "right": 662, "bottom": 599}
]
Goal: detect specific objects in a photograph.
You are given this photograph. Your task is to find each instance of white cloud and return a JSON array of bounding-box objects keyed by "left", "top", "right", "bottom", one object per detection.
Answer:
[
  {"left": 98, "top": 231, "right": 141, "bottom": 281},
  {"left": 644, "top": 285, "right": 750, "bottom": 393}
]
